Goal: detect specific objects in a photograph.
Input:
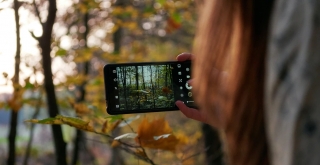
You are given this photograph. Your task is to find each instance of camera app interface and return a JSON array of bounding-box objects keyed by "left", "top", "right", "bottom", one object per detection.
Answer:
[
  {"left": 108, "top": 62, "right": 194, "bottom": 112},
  {"left": 115, "top": 65, "right": 175, "bottom": 111}
]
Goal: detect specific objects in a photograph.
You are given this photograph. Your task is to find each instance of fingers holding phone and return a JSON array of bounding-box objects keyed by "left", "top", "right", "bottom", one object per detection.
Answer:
[
  {"left": 175, "top": 53, "right": 221, "bottom": 128},
  {"left": 176, "top": 52, "right": 193, "bottom": 61}
]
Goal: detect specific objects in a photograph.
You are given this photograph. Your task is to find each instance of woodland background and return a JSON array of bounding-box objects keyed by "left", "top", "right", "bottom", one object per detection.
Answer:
[{"left": 0, "top": 0, "right": 222, "bottom": 164}]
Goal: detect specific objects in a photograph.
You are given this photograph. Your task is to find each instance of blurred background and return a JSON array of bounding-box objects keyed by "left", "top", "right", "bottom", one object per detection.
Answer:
[{"left": 0, "top": 0, "right": 222, "bottom": 164}]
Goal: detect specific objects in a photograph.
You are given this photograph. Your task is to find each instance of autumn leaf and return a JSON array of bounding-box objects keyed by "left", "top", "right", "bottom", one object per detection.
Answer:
[
  {"left": 74, "top": 103, "right": 91, "bottom": 115},
  {"left": 101, "top": 120, "right": 108, "bottom": 133},
  {"left": 111, "top": 140, "right": 121, "bottom": 148},
  {"left": 25, "top": 115, "right": 95, "bottom": 132},
  {"left": 25, "top": 118, "right": 63, "bottom": 125},
  {"left": 135, "top": 118, "right": 187, "bottom": 151},
  {"left": 114, "top": 133, "right": 138, "bottom": 140},
  {"left": 56, "top": 115, "right": 95, "bottom": 132},
  {"left": 166, "top": 17, "right": 181, "bottom": 33},
  {"left": 2, "top": 72, "right": 8, "bottom": 78},
  {"left": 109, "top": 119, "right": 122, "bottom": 132},
  {"left": 56, "top": 115, "right": 89, "bottom": 125},
  {"left": 135, "top": 149, "right": 147, "bottom": 158},
  {"left": 7, "top": 85, "right": 24, "bottom": 112},
  {"left": 105, "top": 115, "right": 123, "bottom": 122}
]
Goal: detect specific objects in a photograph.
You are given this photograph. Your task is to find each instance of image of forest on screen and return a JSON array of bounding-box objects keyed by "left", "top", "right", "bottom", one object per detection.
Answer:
[{"left": 116, "top": 65, "right": 174, "bottom": 111}]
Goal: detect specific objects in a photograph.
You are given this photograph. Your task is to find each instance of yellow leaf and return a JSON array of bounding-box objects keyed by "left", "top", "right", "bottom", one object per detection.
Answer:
[
  {"left": 56, "top": 115, "right": 89, "bottom": 126},
  {"left": 111, "top": 140, "right": 121, "bottom": 148},
  {"left": 2, "top": 72, "right": 8, "bottom": 78},
  {"left": 74, "top": 103, "right": 91, "bottom": 115},
  {"left": 8, "top": 85, "right": 24, "bottom": 112},
  {"left": 110, "top": 24, "right": 120, "bottom": 33},
  {"left": 78, "top": 3, "right": 88, "bottom": 13},
  {"left": 111, "top": 7, "right": 123, "bottom": 15},
  {"left": 25, "top": 118, "right": 63, "bottom": 125},
  {"left": 101, "top": 120, "right": 108, "bottom": 133},
  {"left": 135, "top": 149, "right": 147, "bottom": 158},
  {"left": 56, "top": 115, "right": 95, "bottom": 132},
  {"left": 124, "top": 21, "right": 138, "bottom": 30},
  {"left": 74, "top": 49, "right": 93, "bottom": 63},
  {"left": 135, "top": 118, "right": 187, "bottom": 151},
  {"left": 109, "top": 119, "right": 122, "bottom": 132},
  {"left": 25, "top": 115, "right": 95, "bottom": 132}
]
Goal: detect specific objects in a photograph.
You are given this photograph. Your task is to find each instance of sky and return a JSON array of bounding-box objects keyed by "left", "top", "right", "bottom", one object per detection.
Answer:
[
  {"left": 0, "top": 4, "right": 32, "bottom": 94},
  {"left": 0, "top": 0, "right": 75, "bottom": 94}
]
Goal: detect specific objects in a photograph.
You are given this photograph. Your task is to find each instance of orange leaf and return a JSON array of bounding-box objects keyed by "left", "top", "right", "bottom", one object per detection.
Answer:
[
  {"left": 74, "top": 103, "right": 90, "bottom": 115},
  {"left": 135, "top": 149, "right": 147, "bottom": 158},
  {"left": 111, "top": 140, "right": 121, "bottom": 148},
  {"left": 135, "top": 118, "right": 186, "bottom": 151},
  {"left": 101, "top": 120, "right": 108, "bottom": 133},
  {"left": 109, "top": 120, "right": 122, "bottom": 132}
]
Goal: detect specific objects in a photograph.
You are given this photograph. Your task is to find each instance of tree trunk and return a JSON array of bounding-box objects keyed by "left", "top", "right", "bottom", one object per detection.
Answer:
[
  {"left": 149, "top": 66, "right": 156, "bottom": 108},
  {"left": 72, "top": 11, "right": 96, "bottom": 165},
  {"left": 135, "top": 66, "right": 140, "bottom": 109},
  {"left": 202, "top": 124, "right": 224, "bottom": 165},
  {"left": 23, "top": 92, "right": 42, "bottom": 165},
  {"left": 142, "top": 67, "right": 146, "bottom": 89},
  {"left": 109, "top": 1, "right": 129, "bottom": 164},
  {"left": 123, "top": 68, "right": 128, "bottom": 109},
  {"left": 39, "top": 1, "right": 67, "bottom": 164},
  {"left": 157, "top": 66, "right": 160, "bottom": 89},
  {"left": 7, "top": 0, "right": 21, "bottom": 164}
]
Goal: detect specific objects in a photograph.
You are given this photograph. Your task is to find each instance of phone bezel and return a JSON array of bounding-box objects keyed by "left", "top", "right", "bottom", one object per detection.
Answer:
[{"left": 103, "top": 61, "right": 192, "bottom": 115}]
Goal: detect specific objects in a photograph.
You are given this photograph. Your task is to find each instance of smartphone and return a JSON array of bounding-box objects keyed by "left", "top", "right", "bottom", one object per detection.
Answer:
[{"left": 103, "top": 61, "right": 195, "bottom": 114}]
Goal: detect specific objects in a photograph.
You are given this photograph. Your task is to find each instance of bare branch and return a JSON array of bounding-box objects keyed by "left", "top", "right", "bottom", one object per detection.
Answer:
[
  {"left": 29, "top": 31, "right": 40, "bottom": 41},
  {"left": 32, "top": 0, "right": 43, "bottom": 26},
  {"left": 123, "top": 119, "right": 136, "bottom": 133},
  {"left": 85, "top": 137, "right": 156, "bottom": 165},
  {"left": 119, "top": 145, "right": 157, "bottom": 165},
  {"left": 136, "top": 138, "right": 156, "bottom": 165}
]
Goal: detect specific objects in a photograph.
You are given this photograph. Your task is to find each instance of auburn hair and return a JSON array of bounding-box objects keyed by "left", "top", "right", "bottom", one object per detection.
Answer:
[{"left": 193, "top": 0, "right": 274, "bottom": 165}]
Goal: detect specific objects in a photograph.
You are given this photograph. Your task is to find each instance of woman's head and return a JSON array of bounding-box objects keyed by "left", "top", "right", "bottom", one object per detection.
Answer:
[{"left": 193, "top": 0, "right": 274, "bottom": 164}]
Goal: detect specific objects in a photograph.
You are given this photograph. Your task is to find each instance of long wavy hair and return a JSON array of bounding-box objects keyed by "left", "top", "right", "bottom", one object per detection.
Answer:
[{"left": 193, "top": 0, "right": 274, "bottom": 164}]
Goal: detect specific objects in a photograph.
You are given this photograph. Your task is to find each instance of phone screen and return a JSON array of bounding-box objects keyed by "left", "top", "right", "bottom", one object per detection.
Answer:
[{"left": 104, "top": 61, "right": 195, "bottom": 114}]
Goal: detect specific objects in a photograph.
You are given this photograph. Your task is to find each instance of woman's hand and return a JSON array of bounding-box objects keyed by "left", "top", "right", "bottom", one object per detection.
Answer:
[{"left": 175, "top": 53, "right": 220, "bottom": 128}]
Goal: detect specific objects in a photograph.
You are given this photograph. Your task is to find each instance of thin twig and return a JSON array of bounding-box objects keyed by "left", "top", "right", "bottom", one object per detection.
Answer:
[
  {"left": 84, "top": 137, "right": 156, "bottom": 165},
  {"left": 119, "top": 145, "right": 157, "bottom": 165},
  {"left": 123, "top": 118, "right": 136, "bottom": 133},
  {"left": 85, "top": 131, "right": 141, "bottom": 148},
  {"left": 32, "top": 0, "right": 43, "bottom": 26},
  {"left": 180, "top": 151, "right": 203, "bottom": 163},
  {"left": 137, "top": 138, "right": 157, "bottom": 165},
  {"left": 29, "top": 31, "right": 40, "bottom": 41},
  {"left": 23, "top": 91, "right": 42, "bottom": 165}
]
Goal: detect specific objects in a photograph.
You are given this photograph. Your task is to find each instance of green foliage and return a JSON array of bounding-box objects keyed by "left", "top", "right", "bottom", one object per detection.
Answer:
[{"left": 55, "top": 48, "right": 67, "bottom": 57}]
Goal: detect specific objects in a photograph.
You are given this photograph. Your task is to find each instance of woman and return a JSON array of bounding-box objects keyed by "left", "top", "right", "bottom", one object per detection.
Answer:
[{"left": 176, "top": 0, "right": 320, "bottom": 165}]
